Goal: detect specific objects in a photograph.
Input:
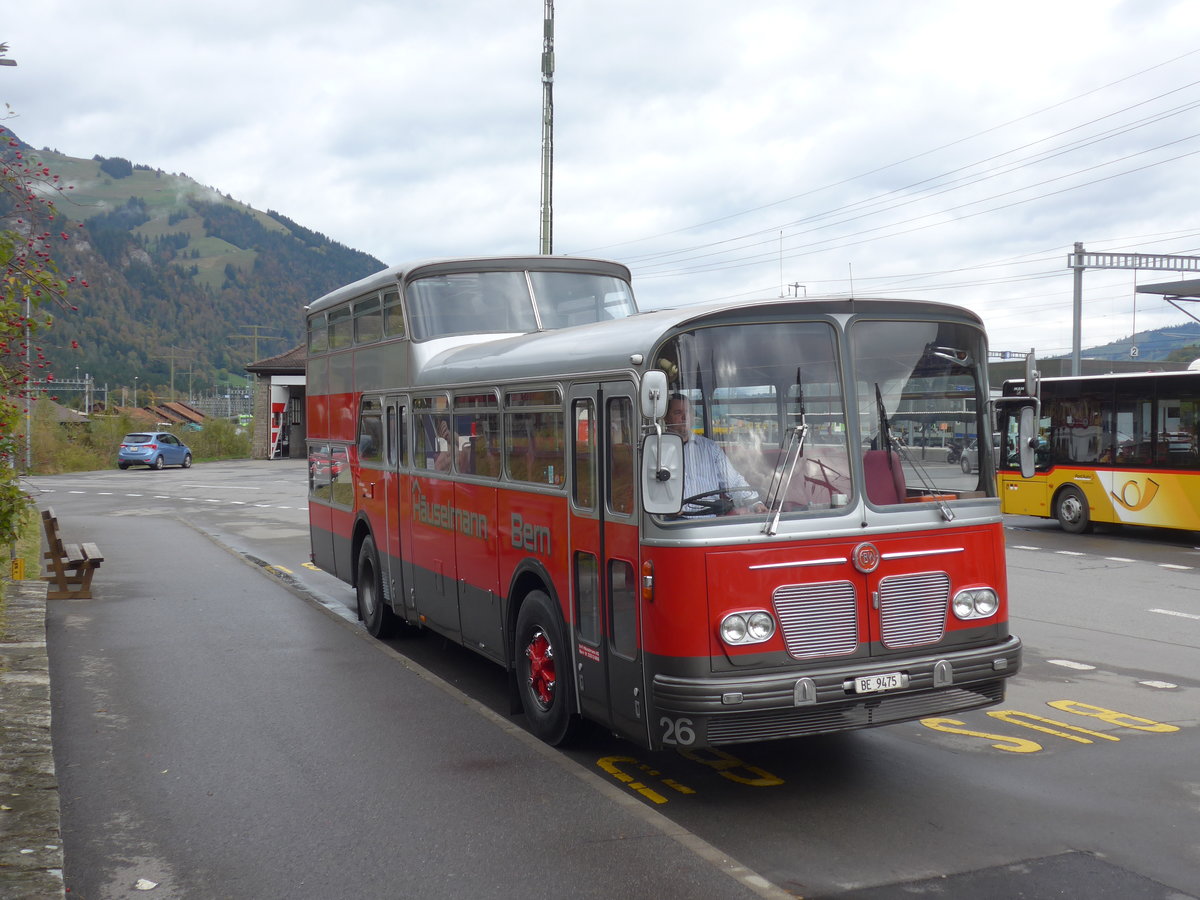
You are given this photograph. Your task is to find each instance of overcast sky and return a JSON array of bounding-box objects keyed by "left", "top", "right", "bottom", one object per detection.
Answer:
[{"left": 5, "top": 0, "right": 1200, "bottom": 356}]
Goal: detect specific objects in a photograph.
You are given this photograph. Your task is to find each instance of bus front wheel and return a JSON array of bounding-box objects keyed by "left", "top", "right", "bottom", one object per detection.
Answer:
[
  {"left": 357, "top": 535, "right": 400, "bottom": 638},
  {"left": 1056, "top": 486, "right": 1092, "bottom": 534},
  {"left": 514, "top": 590, "right": 578, "bottom": 746}
]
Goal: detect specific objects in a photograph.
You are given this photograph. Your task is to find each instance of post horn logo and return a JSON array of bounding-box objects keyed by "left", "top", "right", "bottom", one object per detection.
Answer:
[
  {"left": 853, "top": 542, "right": 880, "bottom": 574},
  {"left": 1111, "top": 477, "right": 1160, "bottom": 512}
]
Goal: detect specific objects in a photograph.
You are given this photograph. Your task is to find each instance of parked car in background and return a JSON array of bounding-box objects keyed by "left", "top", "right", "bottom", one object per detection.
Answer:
[
  {"left": 118, "top": 432, "right": 193, "bottom": 470},
  {"left": 961, "top": 432, "right": 1001, "bottom": 474}
]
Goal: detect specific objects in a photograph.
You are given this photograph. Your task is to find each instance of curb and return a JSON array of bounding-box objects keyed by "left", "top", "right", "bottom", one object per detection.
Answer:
[{"left": 0, "top": 579, "right": 65, "bottom": 900}]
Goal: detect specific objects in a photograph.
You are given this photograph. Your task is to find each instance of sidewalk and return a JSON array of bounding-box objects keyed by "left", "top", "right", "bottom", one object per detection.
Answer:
[{"left": 0, "top": 579, "right": 64, "bottom": 900}]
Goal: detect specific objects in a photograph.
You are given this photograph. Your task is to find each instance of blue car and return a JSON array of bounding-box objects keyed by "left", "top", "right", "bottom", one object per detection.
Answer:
[{"left": 118, "top": 432, "right": 193, "bottom": 470}]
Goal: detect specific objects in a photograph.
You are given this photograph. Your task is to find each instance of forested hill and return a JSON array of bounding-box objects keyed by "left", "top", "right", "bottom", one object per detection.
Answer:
[{"left": 4, "top": 130, "right": 385, "bottom": 396}]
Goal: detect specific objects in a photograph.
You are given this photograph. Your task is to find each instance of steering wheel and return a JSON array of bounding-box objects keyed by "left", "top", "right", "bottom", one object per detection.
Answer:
[{"left": 679, "top": 490, "right": 736, "bottom": 517}]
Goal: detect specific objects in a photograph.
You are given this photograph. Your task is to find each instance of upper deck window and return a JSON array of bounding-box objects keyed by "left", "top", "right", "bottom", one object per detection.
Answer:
[
  {"left": 354, "top": 295, "right": 382, "bottom": 344},
  {"left": 405, "top": 269, "right": 636, "bottom": 341},
  {"left": 407, "top": 272, "right": 538, "bottom": 340},
  {"left": 528, "top": 271, "right": 636, "bottom": 328},
  {"left": 308, "top": 313, "right": 328, "bottom": 354},
  {"left": 382, "top": 289, "right": 405, "bottom": 339},
  {"left": 328, "top": 306, "right": 353, "bottom": 350}
]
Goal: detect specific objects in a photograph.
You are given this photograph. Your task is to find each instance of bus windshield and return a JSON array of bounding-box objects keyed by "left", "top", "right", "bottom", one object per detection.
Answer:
[
  {"left": 851, "top": 319, "right": 992, "bottom": 500},
  {"left": 656, "top": 321, "right": 851, "bottom": 517},
  {"left": 652, "top": 316, "right": 992, "bottom": 520}
]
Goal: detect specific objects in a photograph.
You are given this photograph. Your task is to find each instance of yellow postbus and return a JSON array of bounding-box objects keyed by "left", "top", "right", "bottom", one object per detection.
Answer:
[{"left": 997, "top": 371, "right": 1200, "bottom": 533}]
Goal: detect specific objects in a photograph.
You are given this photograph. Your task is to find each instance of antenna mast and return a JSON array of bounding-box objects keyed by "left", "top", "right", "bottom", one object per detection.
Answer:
[{"left": 539, "top": 0, "right": 554, "bottom": 255}]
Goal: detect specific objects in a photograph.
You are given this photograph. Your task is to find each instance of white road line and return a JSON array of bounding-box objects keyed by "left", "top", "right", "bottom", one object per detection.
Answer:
[
  {"left": 1055, "top": 551, "right": 1086, "bottom": 557},
  {"left": 1139, "top": 680, "right": 1179, "bottom": 689},
  {"left": 1046, "top": 659, "right": 1097, "bottom": 671},
  {"left": 1011, "top": 545, "right": 1041, "bottom": 551},
  {"left": 1149, "top": 607, "right": 1200, "bottom": 621},
  {"left": 1158, "top": 563, "right": 1193, "bottom": 571},
  {"left": 1103, "top": 556, "right": 1135, "bottom": 562}
]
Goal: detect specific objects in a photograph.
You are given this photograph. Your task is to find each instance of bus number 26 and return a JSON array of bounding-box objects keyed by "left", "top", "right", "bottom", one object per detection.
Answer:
[{"left": 660, "top": 717, "right": 696, "bottom": 746}]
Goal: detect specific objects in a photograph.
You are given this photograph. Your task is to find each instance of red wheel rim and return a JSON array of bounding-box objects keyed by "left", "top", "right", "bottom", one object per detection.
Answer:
[{"left": 525, "top": 629, "right": 556, "bottom": 707}]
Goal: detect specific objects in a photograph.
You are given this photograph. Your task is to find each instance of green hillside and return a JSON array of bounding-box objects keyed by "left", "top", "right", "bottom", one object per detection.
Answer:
[
  {"left": 1066, "top": 322, "right": 1200, "bottom": 363},
  {"left": 4, "top": 133, "right": 384, "bottom": 399}
]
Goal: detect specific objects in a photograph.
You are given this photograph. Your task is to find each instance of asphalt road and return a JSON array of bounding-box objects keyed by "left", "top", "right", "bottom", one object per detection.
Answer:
[{"left": 23, "top": 460, "right": 1200, "bottom": 899}]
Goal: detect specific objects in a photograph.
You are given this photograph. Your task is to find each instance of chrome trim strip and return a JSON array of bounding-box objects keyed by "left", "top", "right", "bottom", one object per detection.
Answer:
[
  {"left": 880, "top": 547, "right": 964, "bottom": 560},
  {"left": 749, "top": 556, "right": 847, "bottom": 570}
]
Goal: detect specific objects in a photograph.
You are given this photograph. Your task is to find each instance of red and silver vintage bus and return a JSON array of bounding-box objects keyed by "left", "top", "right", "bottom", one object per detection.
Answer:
[{"left": 305, "top": 256, "right": 1022, "bottom": 749}]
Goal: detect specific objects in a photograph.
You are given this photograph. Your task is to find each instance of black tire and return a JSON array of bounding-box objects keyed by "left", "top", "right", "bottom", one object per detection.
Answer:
[
  {"left": 514, "top": 590, "right": 578, "bottom": 746},
  {"left": 1056, "top": 485, "right": 1092, "bottom": 534},
  {"left": 118, "top": 462, "right": 129, "bottom": 470},
  {"left": 181, "top": 453, "right": 192, "bottom": 469},
  {"left": 357, "top": 535, "right": 399, "bottom": 638},
  {"left": 960, "top": 455, "right": 972, "bottom": 474},
  {"left": 153, "top": 455, "right": 165, "bottom": 470}
]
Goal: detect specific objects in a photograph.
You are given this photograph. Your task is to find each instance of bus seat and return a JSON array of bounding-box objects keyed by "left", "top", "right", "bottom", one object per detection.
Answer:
[{"left": 863, "top": 449, "right": 905, "bottom": 505}]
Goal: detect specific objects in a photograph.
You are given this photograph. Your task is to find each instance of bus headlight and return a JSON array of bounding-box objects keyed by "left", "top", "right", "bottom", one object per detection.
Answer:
[
  {"left": 952, "top": 588, "right": 999, "bottom": 620},
  {"left": 720, "top": 611, "right": 776, "bottom": 645}
]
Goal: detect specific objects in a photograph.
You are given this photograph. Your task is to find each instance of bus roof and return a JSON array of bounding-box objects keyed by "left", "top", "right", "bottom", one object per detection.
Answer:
[
  {"left": 409, "top": 295, "right": 984, "bottom": 388},
  {"left": 306, "top": 256, "right": 634, "bottom": 316},
  {"left": 1004, "top": 368, "right": 1200, "bottom": 394}
]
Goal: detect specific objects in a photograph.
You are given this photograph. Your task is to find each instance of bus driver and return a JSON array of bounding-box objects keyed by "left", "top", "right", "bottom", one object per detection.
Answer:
[{"left": 665, "top": 393, "right": 767, "bottom": 516}]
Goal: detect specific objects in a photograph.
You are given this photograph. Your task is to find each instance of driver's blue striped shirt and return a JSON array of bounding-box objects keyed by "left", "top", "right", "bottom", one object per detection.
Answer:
[{"left": 682, "top": 434, "right": 758, "bottom": 512}]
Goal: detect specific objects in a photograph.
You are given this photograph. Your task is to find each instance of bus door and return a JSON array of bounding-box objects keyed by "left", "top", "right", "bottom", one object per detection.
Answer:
[
  {"left": 384, "top": 396, "right": 414, "bottom": 623},
  {"left": 452, "top": 394, "right": 503, "bottom": 664},
  {"left": 568, "top": 383, "right": 647, "bottom": 745},
  {"left": 406, "top": 396, "right": 462, "bottom": 641},
  {"left": 997, "top": 406, "right": 1050, "bottom": 516}
]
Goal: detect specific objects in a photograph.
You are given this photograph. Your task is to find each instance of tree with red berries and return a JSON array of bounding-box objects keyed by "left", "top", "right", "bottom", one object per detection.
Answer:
[{"left": 2, "top": 50, "right": 83, "bottom": 544}]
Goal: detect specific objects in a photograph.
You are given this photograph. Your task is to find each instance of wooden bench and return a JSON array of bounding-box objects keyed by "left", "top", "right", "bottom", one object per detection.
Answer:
[{"left": 40, "top": 507, "right": 104, "bottom": 599}]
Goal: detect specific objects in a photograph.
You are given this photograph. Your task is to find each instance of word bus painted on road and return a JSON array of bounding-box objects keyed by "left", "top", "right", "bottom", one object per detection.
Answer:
[
  {"left": 998, "top": 371, "right": 1200, "bottom": 533},
  {"left": 305, "top": 255, "right": 1023, "bottom": 749}
]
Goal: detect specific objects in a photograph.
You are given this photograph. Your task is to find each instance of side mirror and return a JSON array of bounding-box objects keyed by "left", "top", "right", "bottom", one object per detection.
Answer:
[
  {"left": 641, "top": 370, "right": 669, "bottom": 420},
  {"left": 1018, "top": 405, "right": 1037, "bottom": 478},
  {"left": 642, "top": 432, "right": 683, "bottom": 514}
]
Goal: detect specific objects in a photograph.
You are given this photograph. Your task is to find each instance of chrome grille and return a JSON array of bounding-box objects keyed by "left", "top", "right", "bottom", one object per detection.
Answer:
[
  {"left": 772, "top": 581, "right": 858, "bottom": 659},
  {"left": 878, "top": 572, "right": 948, "bottom": 648}
]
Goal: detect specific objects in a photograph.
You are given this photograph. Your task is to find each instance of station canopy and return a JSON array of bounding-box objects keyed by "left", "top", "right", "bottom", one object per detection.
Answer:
[{"left": 1136, "top": 278, "right": 1200, "bottom": 299}]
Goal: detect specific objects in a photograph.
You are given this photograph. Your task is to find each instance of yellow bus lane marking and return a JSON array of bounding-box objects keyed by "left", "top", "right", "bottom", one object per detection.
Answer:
[
  {"left": 597, "top": 756, "right": 695, "bottom": 805},
  {"left": 678, "top": 747, "right": 785, "bottom": 787},
  {"left": 921, "top": 700, "right": 1181, "bottom": 753}
]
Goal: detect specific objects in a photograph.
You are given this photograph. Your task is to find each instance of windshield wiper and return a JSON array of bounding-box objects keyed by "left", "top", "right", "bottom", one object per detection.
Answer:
[{"left": 762, "top": 369, "right": 809, "bottom": 535}]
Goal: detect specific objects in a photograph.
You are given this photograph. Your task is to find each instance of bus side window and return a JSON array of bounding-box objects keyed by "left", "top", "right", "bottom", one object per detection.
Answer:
[
  {"left": 575, "top": 552, "right": 600, "bottom": 645},
  {"left": 607, "top": 396, "right": 635, "bottom": 515},
  {"left": 573, "top": 400, "right": 595, "bottom": 509},
  {"left": 610, "top": 559, "right": 637, "bottom": 659},
  {"left": 505, "top": 392, "right": 564, "bottom": 486},
  {"left": 413, "top": 396, "right": 451, "bottom": 471},
  {"left": 358, "top": 398, "right": 384, "bottom": 464},
  {"left": 386, "top": 405, "right": 405, "bottom": 468}
]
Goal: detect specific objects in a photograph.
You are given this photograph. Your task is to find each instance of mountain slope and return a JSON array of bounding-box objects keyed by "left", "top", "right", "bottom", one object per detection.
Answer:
[{"left": 4, "top": 131, "right": 385, "bottom": 396}]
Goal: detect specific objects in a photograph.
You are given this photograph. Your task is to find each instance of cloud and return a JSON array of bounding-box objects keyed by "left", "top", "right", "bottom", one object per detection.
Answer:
[{"left": 4, "top": 0, "right": 1200, "bottom": 354}]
